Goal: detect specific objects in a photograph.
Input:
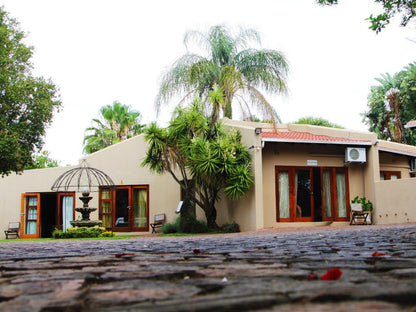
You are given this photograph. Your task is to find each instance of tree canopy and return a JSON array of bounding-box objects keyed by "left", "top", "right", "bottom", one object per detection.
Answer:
[
  {"left": 0, "top": 8, "right": 61, "bottom": 176},
  {"left": 142, "top": 100, "right": 253, "bottom": 230},
  {"left": 156, "top": 25, "right": 289, "bottom": 126},
  {"left": 83, "top": 101, "right": 145, "bottom": 154},
  {"left": 24, "top": 150, "right": 59, "bottom": 169},
  {"left": 293, "top": 116, "right": 344, "bottom": 128},
  {"left": 363, "top": 62, "right": 416, "bottom": 145},
  {"left": 317, "top": 0, "right": 416, "bottom": 33}
]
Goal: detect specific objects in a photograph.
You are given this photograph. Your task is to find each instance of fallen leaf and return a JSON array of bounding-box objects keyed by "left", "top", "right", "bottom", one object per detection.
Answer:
[
  {"left": 115, "top": 253, "right": 136, "bottom": 258},
  {"left": 193, "top": 248, "right": 201, "bottom": 254},
  {"left": 320, "top": 267, "right": 342, "bottom": 281},
  {"left": 372, "top": 251, "right": 385, "bottom": 257},
  {"left": 308, "top": 274, "right": 318, "bottom": 281}
]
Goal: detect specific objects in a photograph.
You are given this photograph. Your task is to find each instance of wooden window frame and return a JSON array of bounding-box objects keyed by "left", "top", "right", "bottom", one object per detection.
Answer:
[{"left": 380, "top": 171, "right": 401, "bottom": 180}]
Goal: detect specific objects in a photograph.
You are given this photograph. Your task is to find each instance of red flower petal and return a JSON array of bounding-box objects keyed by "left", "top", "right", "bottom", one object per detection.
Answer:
[
  {"left": 320, "top": 267, "right": 342, "bottom": 281},
  {"left": 308, "top": 274, "right": 318, "bottom": 281},
  {"left": 372, "top": 251, "right": 385, "bottom": 257},
  {"left": 115, "top": 253, "right": 136, "bottom": 258}
]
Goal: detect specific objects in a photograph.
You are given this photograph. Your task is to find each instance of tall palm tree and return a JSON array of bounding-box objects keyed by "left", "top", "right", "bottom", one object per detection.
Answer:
[
  {"left": 156, "top": 25, "right": 289, "bottom": 125},
  {"left": 83, "top": 101, "right": 145, "bottom": 154}
]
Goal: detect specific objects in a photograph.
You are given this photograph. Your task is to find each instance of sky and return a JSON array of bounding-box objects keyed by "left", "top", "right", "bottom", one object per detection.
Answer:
[{"left": 2, "top": 0, "right": 416, "bottom": 166}]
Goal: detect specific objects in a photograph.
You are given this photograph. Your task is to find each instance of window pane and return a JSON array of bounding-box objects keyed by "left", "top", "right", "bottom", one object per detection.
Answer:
[
  {"left": 323, "top": 170, "right": 332, "bottom": 218},
  {"left": 391, "top": 175, "right": 398, "bottom": 180},
  {"left": 101, "top": 189, "right": 111, "bottom": 200},
  {"left": 28, "top": 196, "right": 37, "bottom": 206},
  {"left": 278, "top": 171, "right": 290, "bottom": 219},
  {"left": 102, "top": 201, "right": 111, "bottom": 213},
  {"left": 102, "top": 215, "right": 112, "bottom": 228},
  {"left": 336, "top": 172, "right": 347, "bottom": 218},
  {"left": 26, "top": 221, "right": 37, "bottom": 235},
  {"left": 62, "top": 195, "right": 73, "bottom": 232},
  {"left": 380, "top": 174, "right": 386, "bottom": 180},
  {"left": 133, "top": 189, "right": 147, "bottom": 227},
  {"left": 27, "top": 208, "right": 37, "bottom": 220}
]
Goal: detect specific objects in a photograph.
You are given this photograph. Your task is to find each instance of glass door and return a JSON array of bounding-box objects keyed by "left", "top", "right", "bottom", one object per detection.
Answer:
[
  {"left": 21, "top": 193, "right": 40, "bottom": 238},
  {"left": 58, "top": 193, "right": 75, "bottom": 232},
  {"left": 115, "top": 188, "right": 130, "bottom": 230},
  {"left": 112, "top": 186, "right": 149, "bottom": 231},
  {"left": 320, "top": 167, "right": 349, "bottom": 221}
]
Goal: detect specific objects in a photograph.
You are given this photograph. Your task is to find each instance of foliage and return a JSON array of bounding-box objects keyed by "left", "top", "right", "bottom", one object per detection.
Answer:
[
  {"left": 100, "top": 231, "right": 116, "bottom": 237},
  {"left": 363, "top": 62, "right": 416, "bottom": 145},
  {"left": 293, "top": 116, "right": 344, "bottom": 129},
  {"left": 83, "top": 101, "right": 145, "bottom": 154},
  {"left": 220, "top": 221, "right": 241, "bottom": 233},
  {"left": 351, "top": 196, "right": 374, "bottom": 212},
  {"left": 24, "top": 150, "right": 59, "bottom": 169},
  {"left": 142, "top": 100, "right": 253, "bottom": 230},
  {"left": 156, "top": 24, "right": 289, "bottom": 126},
  {"left": 52, "top": 226, "right": 106, "bottom": 239},
  {"left": 316, "top": 0, "right": 416, "bottom": 33},
  {"left": 162, "top": 215, "right": 209, "bottom": 234},
  {"left": 0, "top": 8, "right": 61, "bottom": 176}
]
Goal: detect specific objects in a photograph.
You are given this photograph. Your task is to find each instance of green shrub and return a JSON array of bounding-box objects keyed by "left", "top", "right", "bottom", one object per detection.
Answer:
[
  {"left": 220, "top": 221, "right": 240, "bottom": 233},
  {"left": 162, "top": 220, "right": 178, "bottom": 234},
  {"left": 99, "top": 231, "right": 115, "bottom": 237},
  {"left": 52, "top": 226, "right": 106, "bottom": 239}
]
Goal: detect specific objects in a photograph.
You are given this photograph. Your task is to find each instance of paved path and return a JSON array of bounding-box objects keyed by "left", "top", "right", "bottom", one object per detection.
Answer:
[{"left": 1, "top": 224, "right": 416, "bottom": 311}]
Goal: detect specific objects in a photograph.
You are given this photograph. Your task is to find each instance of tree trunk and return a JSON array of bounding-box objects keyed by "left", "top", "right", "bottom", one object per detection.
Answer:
[
  {"left": 179, "top": 189, "right": 195, "bottom": 233},
  {"left": 204, "top": 202, "right": 219, "bottom": 230}
]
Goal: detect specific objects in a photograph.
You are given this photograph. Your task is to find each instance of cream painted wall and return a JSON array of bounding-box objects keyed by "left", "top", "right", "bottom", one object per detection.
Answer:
[
  {"left": 374, "top": 178, "right": 416, "bottom": 224},
  {"left": 379, "top": 152, "right": 411, "bottom": 179},
  {"left": 0, "top": 134, "right": 182, "bottom": 237}
]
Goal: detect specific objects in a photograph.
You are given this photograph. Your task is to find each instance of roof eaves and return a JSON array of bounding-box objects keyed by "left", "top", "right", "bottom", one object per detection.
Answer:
[{"left": 262, "top": 137, "right": 373, "bottom": 146}]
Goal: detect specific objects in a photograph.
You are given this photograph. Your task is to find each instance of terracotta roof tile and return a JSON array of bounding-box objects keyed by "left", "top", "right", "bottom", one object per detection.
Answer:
[{"left": 261, "top": 131, "right": 370, "bottom": 144}]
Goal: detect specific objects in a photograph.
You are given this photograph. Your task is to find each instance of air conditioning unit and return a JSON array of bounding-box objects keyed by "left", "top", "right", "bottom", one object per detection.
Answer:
[
  {"left": 410, "top": 158, "right": 416, "bottom": 172},
  {"left": 345, "top": 147, "right": 366, "bottom": 162}
]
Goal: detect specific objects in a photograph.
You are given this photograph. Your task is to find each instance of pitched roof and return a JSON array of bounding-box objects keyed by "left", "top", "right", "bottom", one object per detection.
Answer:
[{"left": 261, "top": 131, "right": 372, "bottom": 145}]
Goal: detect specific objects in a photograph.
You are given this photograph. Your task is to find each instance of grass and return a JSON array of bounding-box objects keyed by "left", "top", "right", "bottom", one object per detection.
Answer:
[{"left": 0, "top": 235, "right": 139, "bottom": 243}]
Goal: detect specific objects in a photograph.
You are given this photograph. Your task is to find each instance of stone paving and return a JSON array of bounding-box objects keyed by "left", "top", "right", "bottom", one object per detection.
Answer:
[{"left": 0, "top": 224, "right": 416, "bottom": 311}]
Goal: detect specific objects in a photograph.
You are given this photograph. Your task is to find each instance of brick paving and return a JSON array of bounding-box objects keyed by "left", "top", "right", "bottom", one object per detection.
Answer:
[{"left": 0, "top": 224, "right": 416, "bottom": 311}]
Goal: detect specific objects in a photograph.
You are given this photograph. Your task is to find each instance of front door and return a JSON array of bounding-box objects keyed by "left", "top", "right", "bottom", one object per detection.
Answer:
[
  {"left": 113, "top": 186, "right": 149, "bottom": 232},
  {"left": 276, "top": 166, "right": 349, "bottom": 222}
]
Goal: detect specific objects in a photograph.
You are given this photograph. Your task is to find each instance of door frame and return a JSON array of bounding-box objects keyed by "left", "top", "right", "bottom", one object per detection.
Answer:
[
  {"left": 275, "top": 166, "right": 350, "bottom": 222},
  {"left": 57, "top": 192, "right": 75, "bottom": 231},
  {"left": 20, "top": 193, "right": 41, "bottom": 238},
  {"left": 275, "top": 166, "right": 314, "bottom": 222},
  {"left": 100, "top": 185, "right": 149, "bottom": 232}
]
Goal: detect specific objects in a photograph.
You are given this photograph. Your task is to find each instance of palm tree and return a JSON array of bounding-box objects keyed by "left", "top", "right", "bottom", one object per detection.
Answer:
[
  {"left": 83, "top": 101, "right": 145, "bottom": 154},
  {"left": 156, "top": 25, "right": 289, "bottom": 126}
]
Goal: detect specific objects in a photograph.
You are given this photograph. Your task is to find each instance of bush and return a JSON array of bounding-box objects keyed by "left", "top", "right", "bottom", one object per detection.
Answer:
[
  {"left": 99, "top": 231, "right": 115, "bottom": 237},
  {"left": 162, "top": 221, "right": 178, "bottom": 234},
  {"left": 220, "top": 221, "right": 240, "bottom": 233},
  {"left": 162, "top": 214, "right": 210, "bottom": 234},
  {"left": 52, "top": 226, "right": 106, "bottom": 239}
]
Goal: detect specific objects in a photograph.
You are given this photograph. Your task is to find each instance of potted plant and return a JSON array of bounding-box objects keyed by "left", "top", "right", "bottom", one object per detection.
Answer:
[{"left": 351, "top": 196, "right": 373, "bottom": 212}]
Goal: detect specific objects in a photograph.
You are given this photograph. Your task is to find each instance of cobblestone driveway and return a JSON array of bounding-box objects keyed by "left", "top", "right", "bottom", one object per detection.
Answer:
[{"left": 1, "top": 224, "right": 416, "bottom": 311}]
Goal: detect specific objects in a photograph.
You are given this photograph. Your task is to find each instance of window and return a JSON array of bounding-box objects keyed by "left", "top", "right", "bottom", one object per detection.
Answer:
[
  {"left": 380, "top": 171, "right": 401, "bottom": 180},
  {"left": 99, "top": 188, "right": 113, "bottom": 228}
]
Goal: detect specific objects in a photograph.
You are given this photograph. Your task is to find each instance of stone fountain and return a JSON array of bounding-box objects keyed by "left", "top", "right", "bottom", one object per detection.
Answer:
[
  {"left": 51, "top": 160, "right": 114, "bottom": 229},
  {"left": 70, "top": 188, "right": 102, "bottom": 228}
]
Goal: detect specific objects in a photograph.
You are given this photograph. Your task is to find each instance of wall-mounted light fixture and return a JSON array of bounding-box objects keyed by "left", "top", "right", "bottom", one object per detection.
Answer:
[{"left": 255, "top": 127, "right": 262, "bottom": 135}]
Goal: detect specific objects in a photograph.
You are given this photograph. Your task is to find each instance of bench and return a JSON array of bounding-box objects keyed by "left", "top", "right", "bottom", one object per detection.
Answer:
[
  {"left": 150, "top": 213, "right": 166, "bottom": 233},
  {"left": 4, "top": 222, "right": 20, "bottom": 239}
]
